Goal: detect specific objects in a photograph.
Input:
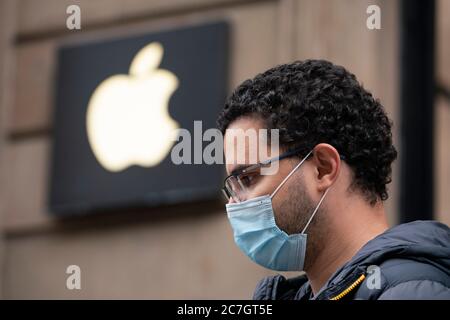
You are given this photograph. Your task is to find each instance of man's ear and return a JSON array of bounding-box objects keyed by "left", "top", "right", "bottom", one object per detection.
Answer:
[{"left": 312, "top": 143, "right": 341, "bottom": 191}]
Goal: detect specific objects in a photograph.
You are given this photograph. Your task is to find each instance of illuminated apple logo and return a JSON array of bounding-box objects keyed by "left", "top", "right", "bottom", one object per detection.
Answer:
[{"left": 86, "top": 42, "right": 179, "bottom": 172}]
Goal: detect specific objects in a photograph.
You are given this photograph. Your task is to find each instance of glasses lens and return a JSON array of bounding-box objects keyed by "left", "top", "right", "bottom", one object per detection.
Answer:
[
  {"left": 222, "top": 188, "right": 231, "bottom": 201},
  {"left": 225, "top": 176, "right": 244, "bottom": 202}
]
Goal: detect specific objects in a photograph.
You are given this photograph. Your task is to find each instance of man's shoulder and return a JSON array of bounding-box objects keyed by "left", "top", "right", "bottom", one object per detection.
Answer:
[
  {"left": 354, "top": 257, "right": 450, "bottom": 299},
  {"left": 378, "top": 257, "right": 449, "bottom": 286},
  {"left": 253, "top": 274, "right": 310, "bottom": 300}
]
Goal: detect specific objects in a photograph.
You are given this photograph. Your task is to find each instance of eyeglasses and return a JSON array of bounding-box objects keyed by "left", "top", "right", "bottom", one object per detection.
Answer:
[{"left": 222, "top": 147, "right": 310, "bottom": 203}]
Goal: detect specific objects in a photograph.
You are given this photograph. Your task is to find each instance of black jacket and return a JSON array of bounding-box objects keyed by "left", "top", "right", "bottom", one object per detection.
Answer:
[{"left": 253, "top": 220, "right": 450, "bottom": 300}]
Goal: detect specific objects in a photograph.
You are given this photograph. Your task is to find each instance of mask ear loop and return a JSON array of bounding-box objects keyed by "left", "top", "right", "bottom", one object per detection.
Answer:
[
  {"left": 301, "top": 187, "right": 330, "bottom": 234},
  {"left": 270, "top": 149, "right": 313, "bottom": 199}
]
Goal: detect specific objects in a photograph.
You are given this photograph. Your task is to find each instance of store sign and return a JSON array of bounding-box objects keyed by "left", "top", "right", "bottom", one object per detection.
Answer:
[{"left": 50, "top": 22, "right": 229, "bottom": 215}]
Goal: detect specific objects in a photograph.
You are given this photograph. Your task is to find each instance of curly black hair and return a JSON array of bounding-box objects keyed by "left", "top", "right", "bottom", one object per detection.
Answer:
[{"left": 217, "top": 59, "right": 397, "bottom": 205}]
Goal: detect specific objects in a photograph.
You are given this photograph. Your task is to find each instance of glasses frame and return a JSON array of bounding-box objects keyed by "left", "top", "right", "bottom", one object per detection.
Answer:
[
  {"left": 222, "top": 147, "right": 309, "bottom": 202},
  {"left": 222, "top": 147, "right": 346, "bottom": 202}
]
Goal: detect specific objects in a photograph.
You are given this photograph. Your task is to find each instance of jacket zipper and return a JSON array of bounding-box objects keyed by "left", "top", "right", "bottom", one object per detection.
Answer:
[{"left": 329, "top": 274, "right": 366, "bottom": 300}]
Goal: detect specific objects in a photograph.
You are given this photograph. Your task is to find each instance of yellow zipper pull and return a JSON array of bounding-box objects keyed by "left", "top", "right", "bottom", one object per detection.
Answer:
[{"left": 330, "top": 274, "right": 366, "bottom": 301}]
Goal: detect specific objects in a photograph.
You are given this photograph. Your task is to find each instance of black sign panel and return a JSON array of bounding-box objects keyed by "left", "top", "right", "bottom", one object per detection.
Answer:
[{"left": 50, "top": 22, "right": 229, "bottom": 215}]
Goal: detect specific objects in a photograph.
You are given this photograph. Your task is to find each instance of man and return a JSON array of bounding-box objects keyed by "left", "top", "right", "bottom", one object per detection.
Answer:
[{"left": 217, "top": 60, "right": 450, "bottom": 300}]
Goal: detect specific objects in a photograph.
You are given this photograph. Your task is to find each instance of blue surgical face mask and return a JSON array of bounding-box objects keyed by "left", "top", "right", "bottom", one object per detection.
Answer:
[{"left": 225, "top": 150, "right": 330, "bottom": 271}]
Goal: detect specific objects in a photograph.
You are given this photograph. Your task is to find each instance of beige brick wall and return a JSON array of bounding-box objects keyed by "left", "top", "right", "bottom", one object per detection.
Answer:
[
  {"left": 436, "top": 0, "right": 450, "bottom": 226},
  {"left": 0, "top": 0, "right": 19, "bottom": 300}
]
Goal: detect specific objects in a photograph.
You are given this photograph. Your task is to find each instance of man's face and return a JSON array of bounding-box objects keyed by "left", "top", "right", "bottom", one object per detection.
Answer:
[{"left": 223, "top": 116, "right": 318, "bottom": 235}]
